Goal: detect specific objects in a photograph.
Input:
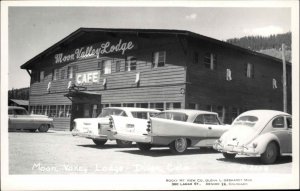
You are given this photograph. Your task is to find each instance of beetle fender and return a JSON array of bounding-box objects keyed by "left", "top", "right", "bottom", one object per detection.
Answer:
[{"left": 249, "top": 133, "right": 280, "bottom": 155}]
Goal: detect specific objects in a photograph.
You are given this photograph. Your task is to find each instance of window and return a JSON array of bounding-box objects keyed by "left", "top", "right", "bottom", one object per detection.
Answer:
[
  {"left": 136, "top": 103, "right": 148, "bottom": 108},
  {"left": 204, "top": 53, "right": 217, "bottom": 70},
  {"left": 272, "top": 117, "right": 285, "bottom": 128},
  {"left": 53, "top": 69, "right": 59, "bottom": 81},
  {"left": 233, "top": 116, "right": 258, "bottom": 127},
  {"left": 65, "top": 105, "right": 71, "bottom": 117},
  {"left": 193, "top": 52, "right": 199, "bottom": 64},
  {"left": 156, "top": 112, "right": 188, "bottom": 122},
  {"left": 61, "top": 69, "right": 65, "bottom": 79},
  {"left": 110, "top": 103, "right": 121, "bottom": 107},
  {"left": 123, "top": 103, "right": 134, "bottom": 107},
  {"left": 36, "top": 105, "right": 42, "bottom": 114},
  {"left": 195, "top": 114, "right": 220, "bottom": 125},
  {"left": 49, "top": 105, "right": 57, "bottom": 117},
  {"left": 226, "top": 69, "right": 232, "bottom": 81},
  {"left": 245, "top": 63, "right": 254, "bottom": 78},
  {"left": 67, "top": 65, "right": 77, "bottom": 79},
  {"left": 115, "top": 60, "right": 121, "bottom": 72},
  {"left": 58, "top": 105, "right": 65, "bottom": 117},
  {"left": 98, "top": 60, "right": 112, "bottom": 74},
  {"left": 43, "top": 105, "right": 49, "bottom": 116},
  {"left": 40, "top": 71, "right": 45, "bottom": 81},
  {"left": 125, "top": 56, "right": 137, "bottom": 71},
  {"left": 150, "top": 103, "right": 164, "bottom": 111},
  {"left": 188, "top": 103, "right": 196, "bottom": 109},
  {"left": 166, "top": 103, "right": 181, "bottom": 110},
  {"left": 152, "top": 51, "right": 166, "bottom": 68}
]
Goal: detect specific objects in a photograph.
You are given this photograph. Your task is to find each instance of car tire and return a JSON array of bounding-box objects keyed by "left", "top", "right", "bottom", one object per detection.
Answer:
[
  {"left": 137, "top": 143, "right": 152, "bottom": 151},
  {"left": 116, "top": 139, "right": 132, "bottom": 148},
  {"left": 92, "top": 139, "right": 107, "bottom": 146},
  {"left": 169, "top": 138, "right": 188, "bottom": 154},
  {"left": 38, "top": 124, "right": 49, "bottom": 132},
  {"left": 260, "top": 142, "right": 279, "bottom": 164},
  {"left": 223, "top": 152, "right": 236, "bottom": 159}
]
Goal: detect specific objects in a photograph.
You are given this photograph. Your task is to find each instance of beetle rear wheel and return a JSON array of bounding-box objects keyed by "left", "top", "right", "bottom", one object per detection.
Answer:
[
  {"left": 92, "top": 139, "right": 107, "bottom": 146},
  {"left": 260, "top": 142, "right": 279, "bottom": 164},
  {"left": 223, "top": 152, "right": 236, "bottom": 159},
  {"left": 116, "top": 139, "right": 132, "bottom": 148},
  {"left": 38, "top": 124, "right": 49, "bottom": 132},
  {"left": 169, "top": 138, "right": 188, "bottom": 154},
  {"left": 137, "top": 143, "right": 152, "bottom": 151}
]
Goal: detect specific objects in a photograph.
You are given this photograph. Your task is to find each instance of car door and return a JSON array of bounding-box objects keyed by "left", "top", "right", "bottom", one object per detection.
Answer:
[{"left": 271, "top": 116, "right": 291, "bottom": 154}]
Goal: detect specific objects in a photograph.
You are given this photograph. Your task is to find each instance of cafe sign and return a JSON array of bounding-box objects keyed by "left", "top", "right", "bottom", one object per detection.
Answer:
[
  {"left": 76, "top": 71, "right": 100, "bottom": 85},
  {"left": 54, "top": 39, "right": 134, "bottom": 64}
]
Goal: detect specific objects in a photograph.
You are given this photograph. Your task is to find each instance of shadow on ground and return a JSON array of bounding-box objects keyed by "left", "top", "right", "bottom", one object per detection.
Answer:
[
  {"left": 216, "top": 155, "right": 292, "bottom": 165},
  {"left": 117, "top": 147, "right": 219, "bottom": 157},
  {"left": 77, "top": 143, "right": 137, "bottom": 149}
]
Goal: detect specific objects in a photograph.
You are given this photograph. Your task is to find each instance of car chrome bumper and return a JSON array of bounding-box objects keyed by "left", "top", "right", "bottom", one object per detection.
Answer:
[
  {"left": 72, "top": 129, "right": 107, "bottom": 140},
  {"left": 213, "top": 143, "right": 259, "bottom": 156}
]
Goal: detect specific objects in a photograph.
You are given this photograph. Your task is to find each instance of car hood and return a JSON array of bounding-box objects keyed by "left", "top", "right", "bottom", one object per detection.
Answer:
[{"left": 220, "top": 125, "right": 258, "bottom": 146}]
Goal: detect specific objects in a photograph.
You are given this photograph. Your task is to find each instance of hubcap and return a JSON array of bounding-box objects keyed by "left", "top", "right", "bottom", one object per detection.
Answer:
[{"left": 175, "top": 138, "right": 187, "bottom": 152}]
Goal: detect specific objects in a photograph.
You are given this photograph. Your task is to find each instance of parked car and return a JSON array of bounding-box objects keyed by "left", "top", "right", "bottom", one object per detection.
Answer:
[
  {"left": 110, "top": 109, "right": 230, "bottom": 153},
  {"left": 213, "top": 110, "right": 292, "bottom": 164},
  {"left": 72, "top": 107, "right": 160, "bottom": 147},
  {"left": 8, "top": 106, "right": 53, "bottom": 132}
]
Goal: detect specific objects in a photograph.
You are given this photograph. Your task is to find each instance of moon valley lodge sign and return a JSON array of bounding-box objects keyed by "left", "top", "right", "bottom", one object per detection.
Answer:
[{"left": 54, "top": 39, "right": 135, "bottom": 64}]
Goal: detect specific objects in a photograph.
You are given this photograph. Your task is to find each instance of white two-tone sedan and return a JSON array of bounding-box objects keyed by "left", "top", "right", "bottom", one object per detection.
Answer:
[
  {"left": 72, "top": 107, "right": 159, "bottom": 147},
  {"left": 110, "top": 109, "right": 230, "bottom": 153},
  {"left": 213, "top": 110, "right": 292, "bottom": 164}
]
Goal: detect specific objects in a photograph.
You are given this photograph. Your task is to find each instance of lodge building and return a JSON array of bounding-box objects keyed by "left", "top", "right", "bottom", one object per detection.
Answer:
[{"left": 20, "top": 28, "right": 292, "bottom": 130}]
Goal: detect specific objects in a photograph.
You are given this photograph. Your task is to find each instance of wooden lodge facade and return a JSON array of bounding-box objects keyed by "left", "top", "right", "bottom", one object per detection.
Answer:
[{"left": 20, "top": 28, "right": 292, "bottom": 130}]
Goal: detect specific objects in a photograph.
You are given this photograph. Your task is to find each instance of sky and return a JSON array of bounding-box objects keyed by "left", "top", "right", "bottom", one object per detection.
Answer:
[{"left": 6, "top": 4, "right": 293, "bottom": 89}]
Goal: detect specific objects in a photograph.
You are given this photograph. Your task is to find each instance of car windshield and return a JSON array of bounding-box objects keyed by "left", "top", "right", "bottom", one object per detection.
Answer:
[
  {"left": 232, "top": 115, "right": 258, "bottom": 127},
  {"left": 155, "top": 112, "right": 188, "bottom": 122},
  {"left": 98, "top": 108, "right": 127, "bottom": 118}
]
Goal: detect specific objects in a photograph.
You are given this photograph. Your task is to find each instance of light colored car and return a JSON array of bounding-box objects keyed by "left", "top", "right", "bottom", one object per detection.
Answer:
[
  {"left": 72, "top": 107, "right": 160, "bottom": 147},
  {"left": 110, "top": 109, "right": 230, "bottom": 153},
  {"left": 8, "top": 106, "right": 53, "bottom": 132},
  {"left": 213, "top": 110, "right": 292, "bottom": 164}
]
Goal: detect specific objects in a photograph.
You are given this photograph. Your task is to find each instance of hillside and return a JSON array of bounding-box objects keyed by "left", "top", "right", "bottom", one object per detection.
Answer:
[{"left": 226, "top": 32, "right": 291, "bottom": 62}]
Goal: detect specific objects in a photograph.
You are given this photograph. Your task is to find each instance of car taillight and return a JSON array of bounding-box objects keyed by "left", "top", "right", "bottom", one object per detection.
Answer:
[
  {"left": 146, "top": 120, "right": 151, "bottom": 133},
  {"left": 109, "top": 117, "right": 113, "bottom": 128}
]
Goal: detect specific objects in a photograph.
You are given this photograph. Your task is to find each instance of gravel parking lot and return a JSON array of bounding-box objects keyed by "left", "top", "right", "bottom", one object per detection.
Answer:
[{"left": 9, "top": 130, "right": 292, "bottom": 174}]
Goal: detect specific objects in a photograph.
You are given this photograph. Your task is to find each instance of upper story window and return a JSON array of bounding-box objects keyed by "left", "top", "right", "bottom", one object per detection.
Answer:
[
  {"left": 98, "top": 60, "right": 112, "bottom": 74},
  {"left": 245, "top": 63, "right": 254, "bottom": 78},
  {"left": 204, "top": 53, "right": 217, "bottom": 70},
  {"left": 52, "top": 69, "right": 59, "bottom": 81},
  {"left": 125, "top": 56, "right": 137, "bottom": 71},
  {"left": 32, "top": 71, "right": 40, "bottom": 82},
  {"left": 152, "top": 51, "right": 166, "bottom": 68},
  {"left": 40, "top": 71, "right": 45, "bottom": 81},
  {"left": 115, "top": 60, "right": 121, "bottom": 72},
  {"left": 67, "top": 65, "right": 77, "bottom": 79}
]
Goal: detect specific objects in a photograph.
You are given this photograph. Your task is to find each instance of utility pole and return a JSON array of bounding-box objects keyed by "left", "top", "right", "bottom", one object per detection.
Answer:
[{"left": 281, "top": 43, "right": 287, "bottom": 113}]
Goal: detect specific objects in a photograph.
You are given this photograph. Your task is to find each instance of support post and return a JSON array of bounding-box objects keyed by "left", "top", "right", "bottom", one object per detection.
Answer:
[{"left": 281, "top": 44, "right": 287, "bottom": 113}]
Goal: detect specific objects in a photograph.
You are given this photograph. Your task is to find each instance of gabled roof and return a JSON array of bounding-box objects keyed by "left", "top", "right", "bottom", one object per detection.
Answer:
[
  {"left": 10, "top": 99, "right": 29, "bottom": 106},
  {"left": 20, "top": 28, "right": 291, "bottom": 69}
]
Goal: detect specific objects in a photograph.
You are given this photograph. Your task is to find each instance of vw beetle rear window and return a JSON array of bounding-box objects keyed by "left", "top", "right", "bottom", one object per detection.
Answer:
[{"left": 233, "top": 115, "right": 258, "bottom": 127}]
